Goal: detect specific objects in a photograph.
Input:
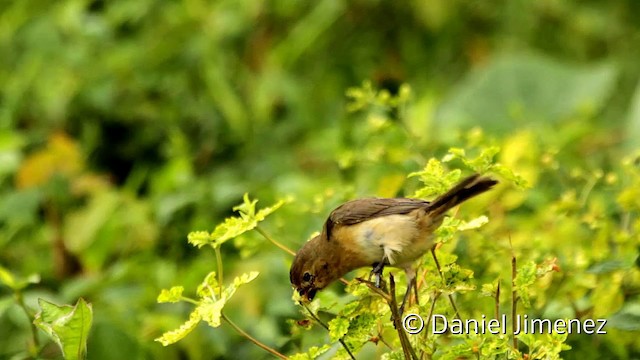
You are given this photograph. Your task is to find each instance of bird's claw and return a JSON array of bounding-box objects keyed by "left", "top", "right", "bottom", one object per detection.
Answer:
[{"left": 370, "top": 261, "right": 386, "bottom": 289}]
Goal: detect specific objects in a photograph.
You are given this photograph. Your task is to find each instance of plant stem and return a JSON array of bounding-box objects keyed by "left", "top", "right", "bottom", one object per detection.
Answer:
[
  {"left": 213, "top": 245, "right": 224, "bottom": 296},
  {"left": 418, "top": 290, "right": 441, "bottom": 360},
  {"left": 424, "top": 291, "right": 441, "bottom": 340},
  {"left": 15, "top": 291, "right": 39, "bottom": 356},
  {"left": 256, "top": 226, "right": 296, "bottom": 256},
  {"left": 430, "top": 249, "right": 461, "bottom": 320},
  {"left": 495, "top": 280, "right": 501, "bottom": 320},
  {"left": 302, "top": 304, "right": 356, "bottom": 360},
  {"left": 389, "top": 274, "right": 419, "bottom": 360},
  {"left": 511, "top": 253, "right": 518, "bottom": 350},
  {"left": 222, "top": 312, "right": 288, "bottom": 359},
  {"left": 180, "top": 297, "right": 199, "bottom": 305}
]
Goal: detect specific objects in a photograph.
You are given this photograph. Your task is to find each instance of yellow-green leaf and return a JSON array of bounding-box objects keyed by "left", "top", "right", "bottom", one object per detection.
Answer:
[
  {"left": 328, "top": 317, "right": 350, "bottom": 342},
  {"left": 198, "top": 298, "right": 225, "bottom": 328},
  {"left": 157, "top": 286, "right": 184, "bottom": 303},
  {"left": 458, "top": 215, "right": 489, "bottom": 231},
  {"left": 155, "top": 308, "right": 202, "bottom": 346},
  {"left": 0, "top": 266, "right": 40, "bottom": 291},
  {"left": 189, "top": 196, "right": 284, "bottom": 248}
]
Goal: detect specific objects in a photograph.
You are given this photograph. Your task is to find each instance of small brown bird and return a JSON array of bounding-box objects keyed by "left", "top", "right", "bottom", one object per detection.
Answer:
[{"left": 290, "top": 174, "right": 497, "bottom": 304}]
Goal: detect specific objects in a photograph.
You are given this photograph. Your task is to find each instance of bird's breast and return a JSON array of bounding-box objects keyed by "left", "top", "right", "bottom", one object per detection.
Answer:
[{"left": 332, "top": 213, "right": 433, "bottom": 267}]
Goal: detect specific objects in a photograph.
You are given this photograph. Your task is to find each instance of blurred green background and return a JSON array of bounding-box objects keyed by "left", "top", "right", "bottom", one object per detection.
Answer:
[{"left": 1, "top": 0, "right": 640, "bottom": 359}]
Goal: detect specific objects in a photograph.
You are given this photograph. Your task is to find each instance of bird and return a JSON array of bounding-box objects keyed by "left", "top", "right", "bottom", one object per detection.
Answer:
[{"left": 289, "top": 173, "right": 497, "bottom": 307}]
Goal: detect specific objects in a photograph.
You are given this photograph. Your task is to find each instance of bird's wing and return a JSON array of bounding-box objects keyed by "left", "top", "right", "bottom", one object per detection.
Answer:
[
  {"left": 322, "top": 198, "right": 429, "bottom": 239},
  {"left": 330, "top": 198, "right": 429, "bottom": 225}
]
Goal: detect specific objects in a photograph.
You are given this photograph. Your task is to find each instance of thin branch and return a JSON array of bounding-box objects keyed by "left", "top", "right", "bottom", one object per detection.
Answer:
[
  {"left": 179, "top": 297, "right": 199, "bottom": 305},
  {"left": 389, "top": 274, "right": 419, "bottom": 360},
  {"left": 430, "top": 249, "right": 461, "bottom": 320},
  {"left": 301, "top": 304, "right": 356, "bottom": 360},
  {"left": 418, "top": 291, "right": 441, "bottom": 360},
  {"left": 213, "top": 245, "right": 224, "bottom": 296},
  {"left": 495, "top": 280, "right": 501, "bottom": 320},
  {"left": 355, "top": 277, "right": 391, "bottom": 301},
  {"left": 378, "top": 333, "right": 394, "bottom": 350},
  {"left": 511, "top": 252, "right": 518, "bottom": 350},
  {"left": 222, "top": 312, "right": 288, "bottom": 359},
  {"left": 15, "top": 290, "right": 39, "bottom": 356},
  {"left": 424, "top": 291, "right": 441, "bottom": 340},
  {"left": 256, "top": 226, "right": 296, "bottom": 256}
]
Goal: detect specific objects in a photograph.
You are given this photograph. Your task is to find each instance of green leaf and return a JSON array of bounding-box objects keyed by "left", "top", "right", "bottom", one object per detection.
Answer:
[
  {"left": 434, "top": 216, "right": 461, "bottom": 234},
  {"left": 198, "top": 298, "right": 225, "bottom": 328},
  {"left": 196, "top": 272, "right": 220, "bottom": 298},
  {"left": 328, "top": 317, "right": 350, "bottom": 342},
  {"left": 0, "top": 265, "right": 40, "bottom": 291},
  {"left": 188, "top": 195, "right": 284, "bottom": 248},
  {"left": 290, "top": 344, "right": 332, "bottom": 360},
  {"left": 587, "top": 260, "right": 632, "bottom": 274},
  {"left": 199, "top": 272, "right": 259, "bottom": 328},
  {"left": 481, "top": 280, "right": 499, "bottom": 298},
  {"left": 608, "top": 301, "right": 640, "bottom": 331},
  {"left": 457, "top": 215, "right": 489, "bottom": 231},
  {"left": 435, "top": 54, "right": 617, "bottom": 137},
  {"left": 155, "top": 308, "right": 202, "bottom": 346},
  {"left": 34, "top": 298, "right": 93, "bottom": 360},
  {"left": 441, "top": 263, "right": 476, "bottom": 293},
  {"left": 186, "top": 231, "right": 211, "bottom": 248},
  {"left": 514, "top": 261, "right": 537, "bottom": 308},
  {"left": 157, "top": 286, "right": 184, "bottom": 303},
  {"left": 443, "top": 146, "right": 528, "bottom": 188},
  {"left": 409, "top": 159, "right": 461, "bottom": 198}
]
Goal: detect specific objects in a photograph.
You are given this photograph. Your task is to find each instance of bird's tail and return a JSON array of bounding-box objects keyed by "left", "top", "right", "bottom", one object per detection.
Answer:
[{"left": 426, "top": 174, "right": 497, "bottom": 217}]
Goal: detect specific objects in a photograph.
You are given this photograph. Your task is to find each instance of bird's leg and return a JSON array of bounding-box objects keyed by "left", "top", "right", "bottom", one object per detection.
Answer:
[{"left": 369, "top": 256, "right": 387, "bottom": 288}]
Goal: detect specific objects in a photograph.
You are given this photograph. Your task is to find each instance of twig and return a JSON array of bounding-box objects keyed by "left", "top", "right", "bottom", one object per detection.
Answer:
[
  {"left": 355, "top": 277, "right": 391, "bottom": 301},
  {"left": 222, "top": 312, "right": 288, "bottom": 359},
  {"left": 378, "top": 333, "right": 394, "bottom": 350},
  {"left": 213, "top": 245, "right": 224, "bottom": 296},
  {"left": 389, "top": 274, "right": 419, "bottom": 360},
  {"left": 495, "top": 280, "right": 501, "bottom": 320},
  {"left": 424, "top": 291, "right": 441, "bottom": 340},
  {"left": 256, "top": 226, "right": 296, "bottom": 256},
  {"left": 302, "top": 304, "right": 356, "bottom": 360},
  {"left": 511, "top": 252, "right": 518, "bottom": 350},
  {"left": 430, "top": 249, "right": 461, "bottom": 319}
]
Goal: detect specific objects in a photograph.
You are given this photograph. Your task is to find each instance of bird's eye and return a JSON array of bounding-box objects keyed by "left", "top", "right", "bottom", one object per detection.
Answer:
[{"left": 302, "top": 272, "right": 312, "bottom": 282}]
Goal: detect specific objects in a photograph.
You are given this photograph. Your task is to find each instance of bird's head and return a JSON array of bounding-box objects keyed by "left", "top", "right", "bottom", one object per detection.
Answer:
[{"left": 289, "top": 235, "right": 338, "bottom": 302}]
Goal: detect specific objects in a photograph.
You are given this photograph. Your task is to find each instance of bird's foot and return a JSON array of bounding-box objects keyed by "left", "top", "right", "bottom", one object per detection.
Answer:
[{"left": 369, "top": 261, "right": 386, "bottom": 289}]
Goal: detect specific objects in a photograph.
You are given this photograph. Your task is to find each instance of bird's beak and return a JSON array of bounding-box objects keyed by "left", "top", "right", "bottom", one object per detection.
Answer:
[{"left": 297, "top": 288, "right": 317, "bottom": 303}]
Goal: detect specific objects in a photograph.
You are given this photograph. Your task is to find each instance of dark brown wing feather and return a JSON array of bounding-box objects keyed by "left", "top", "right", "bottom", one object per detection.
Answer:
[
  {"left": 330, "top": 198, "right": 429, "bottom": 225},
  {"left": 323, "top": 198, "right": 429, "bottom": 239}
]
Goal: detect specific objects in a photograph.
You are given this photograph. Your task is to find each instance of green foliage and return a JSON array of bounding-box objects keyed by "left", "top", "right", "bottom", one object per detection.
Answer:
[
  {"left": 188, "top": 194, "right": 285, "bottom": 249},
  {"left": 444, "top": 147, "right": 529, "bottom": 189},
  {"left": 2, "top": 1, "right": 640, "bottom": 359},
  {"left": 408, "top": 159, "right": 462, "bottom": 198},
  {"left": 34, "top": 298, "right": 93, "bottom": 360},
  {"left": 157, "top": 286, "right": 184, "bottom": 304},
  {"left": 155, "top": 195, "right": 275, "bottom": 353},
  {"left": 155, "top": 271, "right": 259, "bottom": 346},
  {"left": 0, "top": 266, "right": 40, "bottom": 291}
]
